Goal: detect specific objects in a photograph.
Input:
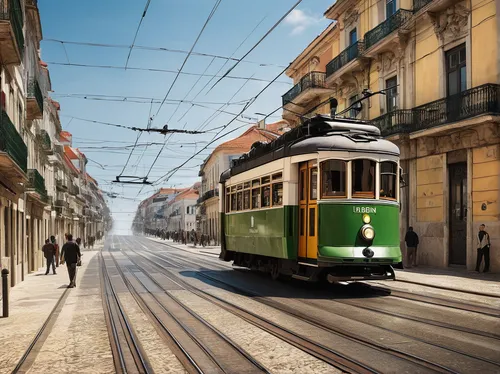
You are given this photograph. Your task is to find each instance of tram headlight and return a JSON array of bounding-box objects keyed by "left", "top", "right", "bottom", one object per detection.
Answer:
[
  {"left": 361, "top": 224, "right": 375, "bottom": 241},
  {"left": 362, "top": 213, "right": 371, "bottom": 224}
]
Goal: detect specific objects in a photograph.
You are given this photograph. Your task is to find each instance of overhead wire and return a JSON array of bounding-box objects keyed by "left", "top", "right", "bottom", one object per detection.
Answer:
[
  {"left": 134, "top": 0, "right": 223, "bottom": 196},
  {"left": 151, "top": 63, "right": 289, "bottom": 187},
  {"left": 125, "top": 0, "right": 152, "bottom": 69},
  {"left": 45, "top": 62, "right": 292, "bottom": 85},
  {"left": 176, "top": 15, "right": 267, "bottom": 123},
  {"left": 43, "top": 39, "right": 287, "bottom": 68},
  {"left": 208, "top": 0, "right": 303, "bottom": 92},
  {"left": 51, "top": 92, "right": 252, "bottom": 106}
]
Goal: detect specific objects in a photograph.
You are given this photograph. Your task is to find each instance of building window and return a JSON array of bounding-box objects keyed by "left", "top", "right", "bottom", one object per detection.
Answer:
[
  {"left": 352, "top": 159, "right": 375, "bottom": 198},
  {"left": 321, "top": 160, "right": 347, "bottom": 198},
  {"left": 386, "top": 76, "right": 398, "bottom": 113},
  {"left": 446, "top": 44, "right": 466, "bottom": 96},
  {"left": 349, "top": 28, "right": 357, "bottom": 45},
  {"left": 386, "top": 0, "right": 396, "bottom": 18},
  {"left": 348, "top": 95, "right": 360, "bottom": 118}
]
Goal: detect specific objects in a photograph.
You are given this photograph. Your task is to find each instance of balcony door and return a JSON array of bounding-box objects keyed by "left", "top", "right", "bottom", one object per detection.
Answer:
[
  {"left": 348, "top": 29, "right": 358, "bottom": 60},
  {"left": 446, "top": 44, "right": 466, "bottom": 122},
  {"left": 386, "top": 0, "right": 396, "bottom": 18}
]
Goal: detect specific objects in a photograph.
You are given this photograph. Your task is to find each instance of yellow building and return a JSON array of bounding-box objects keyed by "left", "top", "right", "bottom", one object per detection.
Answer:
[{"left": 282, "top": 0, "right": 499, "bottom": 271}]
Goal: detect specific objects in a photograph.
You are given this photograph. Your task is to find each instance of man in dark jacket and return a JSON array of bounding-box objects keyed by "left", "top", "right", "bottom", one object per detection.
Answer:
[
  {"left": 404, "top": 227, "right": 419, "bottom": 268},
  {"left": 60, "top": 234, "right": 81, "bottom": 288},
  {"left": 42, "top": 239, "right": 57, "bottom": 275}
]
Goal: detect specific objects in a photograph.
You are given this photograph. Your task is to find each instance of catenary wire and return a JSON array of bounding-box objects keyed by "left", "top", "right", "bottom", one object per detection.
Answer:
[
  {"left": 45, "top": 62, "right": 292, "bottom": 85},
  {"left": 208, "top": 0, "right": 303, "bottom": 92},
  {"left": 125, "top": 0, "right": 152, "bottom": 69}
]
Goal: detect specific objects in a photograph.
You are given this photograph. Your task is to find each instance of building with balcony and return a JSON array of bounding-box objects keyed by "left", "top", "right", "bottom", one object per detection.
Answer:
[
  {"left": 0, "top": 1, "right": 110, "bottom": 287},
  {"left": 283, "top": 0, "right": 500, "bottom": 271},
  {"left": 197, "top": 121, "right": 282, "bottom": 244}
]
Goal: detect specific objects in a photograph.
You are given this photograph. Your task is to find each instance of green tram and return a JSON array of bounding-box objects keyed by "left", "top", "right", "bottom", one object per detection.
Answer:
[{"left": 219, "top": 114, "right": 402, "bottom": 282}]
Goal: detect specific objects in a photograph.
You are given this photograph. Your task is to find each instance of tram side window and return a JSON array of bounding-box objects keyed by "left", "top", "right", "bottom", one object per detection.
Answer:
[
  {"left": 252, "top": 188, "right": 260, "bottom": 209},
  {"left": 243, "top": 190, "right": 250, "bottom": 210},
  {"left": 237, "top": 191, "right": 243, "bottom": 211},
  {"left": 231, "top": 193, "right": 237, "bottom": 211},
  {"left": 262, "top": 185, "right": 271, "bottom": 207},
  {"left": 272, "top": 183, "right": 283, "bottom": 206},
  {"left": 380, "top": 161, "right": 397, "bottom": 200},
  {"left": 226, "top": 194, "right": 231, "bottom": 213},
  {"left": 321, "top": 160, "right": 346, "bottom": 197},
  {"left": 352, "top": 159, "right": 375, "bottom": 198}
]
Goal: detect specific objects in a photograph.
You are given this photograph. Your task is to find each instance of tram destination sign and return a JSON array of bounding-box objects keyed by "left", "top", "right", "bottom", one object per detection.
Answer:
[{"left": 352, "top": 207, "right": 377, "bottom": 214}]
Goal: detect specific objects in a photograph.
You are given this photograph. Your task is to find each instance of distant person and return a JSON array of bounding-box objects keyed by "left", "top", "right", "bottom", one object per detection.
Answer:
[
  {"left": 404, "top": 226, "right": 419, "bottom": 268},
  {"left": 475, "top": 224, "right": 491, "bottom": 273},
  {"left": 60, "top": 234, "right": 81, "bottom": 288},
  {"left": 50, "top": 235, "right": 60, "bottom": 267},
  {"left": 42, "top": 239, "right": 57, "bottom": 275}
]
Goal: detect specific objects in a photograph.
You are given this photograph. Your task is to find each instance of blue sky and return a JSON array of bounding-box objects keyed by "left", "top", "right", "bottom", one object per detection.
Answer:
[{"left": 39, "top": 0, "right": 333, "bottom": 234}]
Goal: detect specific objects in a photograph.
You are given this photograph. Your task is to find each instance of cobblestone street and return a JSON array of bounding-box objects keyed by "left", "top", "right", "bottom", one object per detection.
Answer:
[{"left": 1, "top": 237, "right": 499, "bottom": 373}]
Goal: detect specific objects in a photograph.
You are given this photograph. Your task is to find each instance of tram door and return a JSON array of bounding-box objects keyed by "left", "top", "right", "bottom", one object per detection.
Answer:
[{"left": 298, "top": 161, "right": 318, "bottom": 260}]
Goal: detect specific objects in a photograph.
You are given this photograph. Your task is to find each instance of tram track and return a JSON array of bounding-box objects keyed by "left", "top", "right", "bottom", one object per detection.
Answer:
[
  {"left": 124, "top": 237, "right": 468, "bottom": 374},
  {"left": 100, "top": 252, "right": 153, "bottom": 374},
  {"left": 147, "top": 237, "right": 500, "bottom": 320},
  {"left": 11, "top": 286, "right": 71, "bottom": 374},
  {"left": 109, "top": 239, "right": 269, "bottom": 374},
  {"left": 129, "top": 237, "right": 500, "bottom": 371}
]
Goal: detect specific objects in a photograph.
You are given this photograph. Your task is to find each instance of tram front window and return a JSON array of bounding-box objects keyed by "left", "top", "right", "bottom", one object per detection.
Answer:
[
  {"left": 380, "top": 161, "right": 397, "bottom": 200},
  {"left": 352, "top": 159, "right": 375, "bottom": 198},
  {"left": 321, "top": 160, "right": 346, "bottom": 197}
]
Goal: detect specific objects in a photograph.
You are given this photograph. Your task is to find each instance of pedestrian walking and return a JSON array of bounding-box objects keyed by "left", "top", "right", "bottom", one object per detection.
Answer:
[
  {"left": 475, "top": 224, "right": 491, "bottom": 273},
  {"left": 60, "top": 234, "right": 81, "bottom": 288},
  {"left": 404, "top": 226, "right": 419, "bottom": 268},
  {"left": 42, "top": 239, "right": 57, "bottom": 275},
  {"left": 50, "top": 235, "right": 60, "bottom": 267}
]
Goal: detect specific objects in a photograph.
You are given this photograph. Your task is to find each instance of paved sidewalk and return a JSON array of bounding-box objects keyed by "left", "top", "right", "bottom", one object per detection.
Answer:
[
  {"left": 394, "top": 267, "right": 500, "bottom": 297},
  {"left": 0, "top": 250, "right": 113, "bottom": 374},
  {"left": 146, "top": 236, "right": 500, "bottom": 296}
]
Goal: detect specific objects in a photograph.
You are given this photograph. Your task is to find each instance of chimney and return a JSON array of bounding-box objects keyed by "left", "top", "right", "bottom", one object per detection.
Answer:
[{"left": 257, "top": 119, "right": 266, "bottom": 129}]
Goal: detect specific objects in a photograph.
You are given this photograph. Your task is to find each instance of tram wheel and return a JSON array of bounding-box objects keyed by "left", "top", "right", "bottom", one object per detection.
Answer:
[{"left": 270, "top": 260, "right": 280, "bottom": 280}]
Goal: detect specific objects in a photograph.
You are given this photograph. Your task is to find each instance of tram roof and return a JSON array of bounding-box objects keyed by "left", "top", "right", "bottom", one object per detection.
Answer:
[{"left": 220, "top": 115, "right": 400, "bottom": 182}]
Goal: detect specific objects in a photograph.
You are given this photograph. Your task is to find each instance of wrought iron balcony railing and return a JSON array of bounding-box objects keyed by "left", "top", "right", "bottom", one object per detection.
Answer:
[
  {"left": 365, "top": 9, "right": 412, "bottom": 50},
  {"left": 282, "top": 72, "right": 326, "bottom": 106},
  {"left": 27, "top": 169, "right": 48, "bottom": 201},
  {"left": 326, "top": 41, "right": 365, "bottom": 78},
  {"left": 0, "top": 0, "right": 24, "bottom": 57},
  {"left": 38, "top": 129, "right": 51, "bottom": 152},
  {"left": 372, "top": 84, "right": 500, "bottom": 137},
  {"left": 0, "top": 109, "right": 27, "bottom": 172},
  {"left": 413, "top": 83, "right": 500, "bottom": 132},
  {"left": 28, "top": 77, "right": 44, "bottom": 112},
  {"left": 56, "top": 177, "right": 68, "bottom": 190},
  {"left": 197, "top": 188, "right": 219, "bottom": 204},
  {"left": 371, "top": 110, "right": 414, "bottom": 137}
]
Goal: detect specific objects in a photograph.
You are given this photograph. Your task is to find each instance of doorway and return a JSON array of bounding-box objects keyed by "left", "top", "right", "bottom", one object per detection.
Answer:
[
  {"left": 298, "top": 161, "right": 318, "bottom": 260},
  {"left": 449, "top": 162, "right": 467, "bottom": 265}
]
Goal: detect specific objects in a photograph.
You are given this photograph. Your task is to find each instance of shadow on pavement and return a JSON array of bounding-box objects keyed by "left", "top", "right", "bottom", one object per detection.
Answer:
[{"left": 179, "top": 268, "right": 391, "bottom": 301}]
